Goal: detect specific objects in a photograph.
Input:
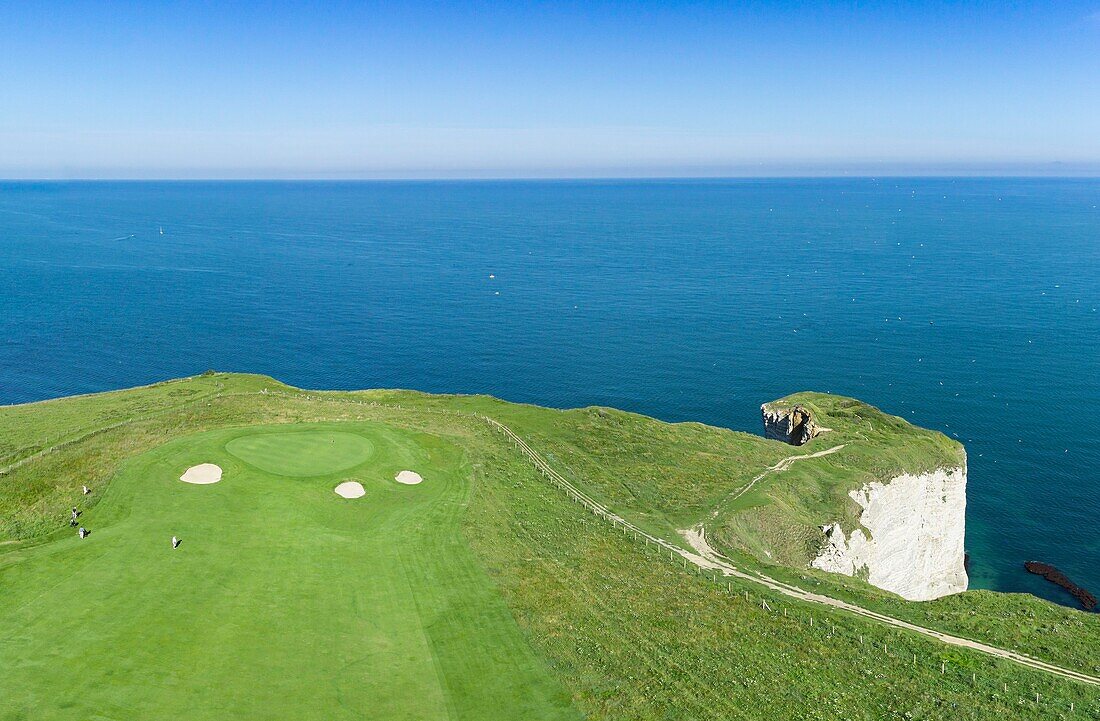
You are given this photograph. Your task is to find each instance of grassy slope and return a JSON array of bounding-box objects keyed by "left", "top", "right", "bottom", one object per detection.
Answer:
[
  {"left": 347, "top": 387, "right": 1100, "bottom": 677},
  {"left": 0, "top": 374, "right": 247, "bottom": 464},
  {"left": 0, "top": 374, "right": 271, "bottom": 540},
  {"left": 715, "top": 391, "right": 966, "bottom": 566},
  {"left": 1, "top": 374, "right": 1098, "bottom": 719},
  {"left": 365, "top": 389, "right": 966, "bottom": 567}
]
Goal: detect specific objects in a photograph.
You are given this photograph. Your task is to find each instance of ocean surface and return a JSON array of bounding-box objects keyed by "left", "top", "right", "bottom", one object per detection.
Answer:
[{"left": 1, "top": 179, "right": 1097, "bottom": 608}]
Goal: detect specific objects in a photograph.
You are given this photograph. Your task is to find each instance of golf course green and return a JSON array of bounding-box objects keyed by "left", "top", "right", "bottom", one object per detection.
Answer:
[
  {"left": 0, "top": 421, "right": 578, "bottom": 720},
  {"left": 225, "top": 429, "right": 375, "bottom": 476}
]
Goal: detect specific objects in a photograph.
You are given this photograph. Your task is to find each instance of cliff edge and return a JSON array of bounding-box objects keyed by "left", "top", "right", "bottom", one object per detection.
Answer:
[
  {"left": 734, "top": 393, "right": 969, "bottom": 601},
  {"left": 811, "top": 465, "right": 968, "bottom": 600},
  {"left": 761, "top": 401, "right": 826, "bottom": 445}
]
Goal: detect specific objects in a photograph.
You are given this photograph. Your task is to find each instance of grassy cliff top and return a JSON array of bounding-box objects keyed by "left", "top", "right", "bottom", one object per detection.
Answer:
[
  {"left": 0, "top": 376, "right": 967, "bottom": 576},
  {"left": 720, "top": 391, "right": 968, "bottom": 566},
  {"left": 1, "top": 373, "right": 1096, "bottom": 719},
  {"left": 766, "top": 390, "right": 965, "bottom": 471}
]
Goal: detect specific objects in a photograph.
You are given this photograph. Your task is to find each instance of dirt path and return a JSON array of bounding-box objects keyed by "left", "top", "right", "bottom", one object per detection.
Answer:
[
  {"left": 712, "top": 443, "right": 846, "bottom": 517},
  {"left": 681, "top": 527, "right": 1100, "bottom": 685},
  {"left": 483, "top": 417, "right": 1100, "bottom": 687}
]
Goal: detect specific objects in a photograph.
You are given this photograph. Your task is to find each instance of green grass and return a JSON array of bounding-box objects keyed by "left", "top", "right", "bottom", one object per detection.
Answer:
[
  {"left": 225, "top": 429, "right": 375, "bottom": 476},
  {"left": 0, "top": 421, "right": 578, "bottom": 721},
  {"left": 0, "top": 373, "right": 257, "bottom": 468},
  {"left": 460, "top": 433, "right": 1100, "bottom": 720},
  {"left": 368, "top": 390, "right": 966, "bottom": 568},
  {"left": 1, "top": 374, "right": 1098, "bottom": 720}
]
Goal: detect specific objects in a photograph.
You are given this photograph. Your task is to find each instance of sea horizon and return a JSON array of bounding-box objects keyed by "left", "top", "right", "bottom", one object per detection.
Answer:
[{"left": 5, "top": 168, "right": 1100, "bottom": 181}]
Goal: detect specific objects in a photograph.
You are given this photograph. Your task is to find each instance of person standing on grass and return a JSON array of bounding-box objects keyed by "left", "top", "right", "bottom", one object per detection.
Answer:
[
  {"left": 172, "top": 536, "right": 181, "bottom": 549},
  {"left": 78, "top": 527, "right": 87, "bottom": 539},
  {"left": 82, "top": 485, "right": 90, "bottom": 495}
]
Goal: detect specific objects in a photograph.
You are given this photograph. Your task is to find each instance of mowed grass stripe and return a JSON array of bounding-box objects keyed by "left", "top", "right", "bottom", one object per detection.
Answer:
[{"left": 395, "top": 452, "right": 580, "bottom": 719}]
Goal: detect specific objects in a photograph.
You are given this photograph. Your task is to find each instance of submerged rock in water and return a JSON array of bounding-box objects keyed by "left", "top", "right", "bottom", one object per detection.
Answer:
[{"left": 1024, "top": 561, "right": 1097, "bottom": 611}]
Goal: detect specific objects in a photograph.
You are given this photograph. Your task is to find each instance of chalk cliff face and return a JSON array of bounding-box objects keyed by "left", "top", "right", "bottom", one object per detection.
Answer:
[
  {"left": 811, "top": 465, "right": 968, "bottom": 601},
  {"left": 761, "top": 403, "right": 822, "bottom": 445}
]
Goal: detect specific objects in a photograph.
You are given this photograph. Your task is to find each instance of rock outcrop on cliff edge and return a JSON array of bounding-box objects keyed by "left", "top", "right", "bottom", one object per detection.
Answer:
[
  {"left": 755, "top": 394, "right": 968, "bottom": 601},
  {"left": 761, "top": 402, "right": 824, "bottom": 445}
]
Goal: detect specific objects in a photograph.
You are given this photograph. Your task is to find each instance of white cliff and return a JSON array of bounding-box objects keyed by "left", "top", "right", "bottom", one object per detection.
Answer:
[{"left": 811, "top": 465, "right": 968, "bottom": 601}]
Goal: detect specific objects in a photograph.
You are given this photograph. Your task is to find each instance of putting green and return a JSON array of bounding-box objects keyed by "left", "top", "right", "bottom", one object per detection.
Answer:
[
  {"left": 0, "top": 422, "right": 579, "bottom": 721},
  {"left": 225, "top": 429, "right": 373, "bottom": 476}
]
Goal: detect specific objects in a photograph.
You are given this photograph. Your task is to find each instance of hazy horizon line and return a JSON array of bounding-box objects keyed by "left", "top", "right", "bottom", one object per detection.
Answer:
[
  {"left": 4, "top": 171, "right": 1100, "bottom": 182},
  {"left": 6, "top": 160, "right": 1100, "bottom": 182}
]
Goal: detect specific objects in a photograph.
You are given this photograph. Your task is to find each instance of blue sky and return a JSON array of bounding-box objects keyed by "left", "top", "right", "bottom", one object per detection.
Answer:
[{"left": 2, "top": 1, "right": 1099, "bottom": 178}]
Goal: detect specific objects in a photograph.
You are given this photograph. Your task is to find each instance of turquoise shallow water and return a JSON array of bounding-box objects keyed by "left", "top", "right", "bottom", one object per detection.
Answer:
[{"left": 1, "top": 179, "right": 1097, "bottom": 607}]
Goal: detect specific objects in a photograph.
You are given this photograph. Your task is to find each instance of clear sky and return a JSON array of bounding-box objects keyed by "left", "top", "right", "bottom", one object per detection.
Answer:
[{"left": 2, "top": 1, "right": 1099, "bottom": 178}]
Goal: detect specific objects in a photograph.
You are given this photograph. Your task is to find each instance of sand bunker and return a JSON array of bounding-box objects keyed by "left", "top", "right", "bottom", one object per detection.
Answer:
[
  {"left": 180, "top": 463, "right": 222, "bottom": 485},
  {"left": 334, "top": 481, "right": 366, "bottom": 499},
  {"left": 395, "top": 470, "right": 423, "bottom": 485}
]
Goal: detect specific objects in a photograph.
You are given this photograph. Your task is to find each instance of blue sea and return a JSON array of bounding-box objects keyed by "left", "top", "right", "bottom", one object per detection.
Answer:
[{"left": 1, "top": 179, "right": 1097, "bottom": 608}]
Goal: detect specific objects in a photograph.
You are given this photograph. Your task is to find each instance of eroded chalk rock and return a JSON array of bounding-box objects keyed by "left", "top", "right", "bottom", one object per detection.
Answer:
[
  {"left": 811, "top": 465, "right": 969, "bottom": 601},
  {"left": 761, "top": 403, "right": 822, "bottom": 446}
]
